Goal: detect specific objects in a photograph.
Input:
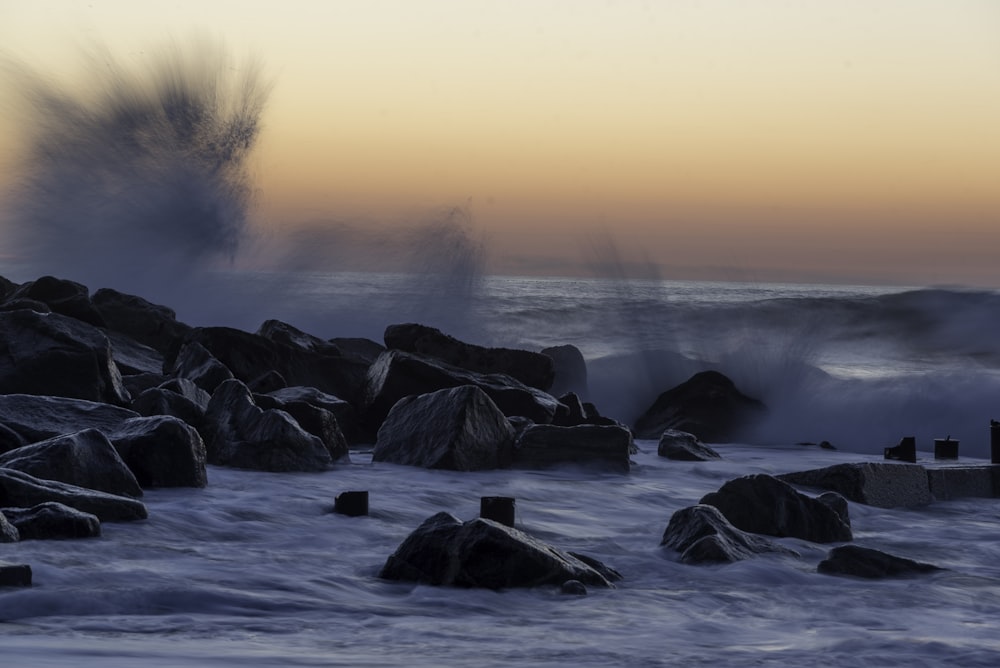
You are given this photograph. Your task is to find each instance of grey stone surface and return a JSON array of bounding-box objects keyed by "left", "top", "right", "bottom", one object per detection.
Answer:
[
  {"left": 779, "top": 462, "right": 933, "bottom": 508},
  {"left": 925, "top": 466, "right": 998, "bottom": 501}
]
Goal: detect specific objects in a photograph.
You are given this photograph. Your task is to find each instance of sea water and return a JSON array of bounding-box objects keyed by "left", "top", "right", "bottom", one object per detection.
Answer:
[{"left": 4, "top": 273, "right": 1000, "bottom": 666}]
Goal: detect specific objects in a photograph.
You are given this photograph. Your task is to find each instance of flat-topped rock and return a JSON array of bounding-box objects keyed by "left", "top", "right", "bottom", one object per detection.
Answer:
[
  {"left": 0, "top": 395, "right": 138, "bottom": 444},
  {"left": 779, "top": 462, "right": 933, "bottom": 508},
  {"left": 0, "top": 468, "right": 147, "bottom": 522}
]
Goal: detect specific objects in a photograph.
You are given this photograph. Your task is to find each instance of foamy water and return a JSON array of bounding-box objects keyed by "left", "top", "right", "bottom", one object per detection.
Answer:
[{"left": 4, "top": 444, "right": 1000, "bottom": 667}]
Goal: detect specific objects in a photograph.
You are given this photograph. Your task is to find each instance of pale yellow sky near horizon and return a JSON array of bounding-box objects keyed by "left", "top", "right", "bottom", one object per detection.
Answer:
[{"left": 2, "top": 0, "right": 999, "bottom": 286}]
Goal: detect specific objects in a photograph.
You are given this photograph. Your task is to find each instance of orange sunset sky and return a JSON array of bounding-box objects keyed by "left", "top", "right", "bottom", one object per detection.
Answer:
[{"left": 2, "top": 0, "right": 999, "bottom": 286}]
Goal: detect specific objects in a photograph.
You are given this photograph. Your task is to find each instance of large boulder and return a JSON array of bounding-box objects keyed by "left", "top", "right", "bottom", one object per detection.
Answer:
[
  {"left": 330, "top": 337, "right": 385, "bottom": 364},
  {"left": 168, "top": 341, "right": 235, "bottom": 393},
  {"left": 633, "top": 370, "right": 765, "bottom": 441},
  {"left": 513, "top": 424, "right": 632, "bottom": 472},
  {"left": 92, "top": 287, "right": 192, "bottom": 354},
  {"left": 2, "top": 502, "right": 101, "bottom": 540},
  {"left": 0, "top": 468, "right": 147, "bottom": 522},
  {"left": 818, "top": 545, "right": 942, "bottom": 579},
  {"left": 131, "top": 384, "right": 209, "bottom": 435},
  {"left": 257, "top": 319, "right": 341, "bottom": 355},
  {"left": 657, "top": 429, "right": 722, "bottom": 461},
  {"left": 362, "top": 350, "right": 560, "bottom": 429},
  {"left": 0, "top": 429, "right": 142, "bottom": 498},
  {"left": 203, "top": 379, "right": 333, "bottom": 472},
  {"left": 778, "top": 462, "right": 933, "bottom": 509},
  {"left": 380, "top": 512, "right": 617, "bottom": 589},
  {"left": 700, "top": 474, "right": 852, "bottom": 543},
  {"left": 9, "top": 275, "right": 105, "bottom": 327},
  {"left": 541, "top": 344, "right": 589, "bottom": 399},
  {"left": 0, "top": 309, "right": 131, "bottom": 406},
  {"left": 373, "top": 386, "right": 515, "bottom": 471},
  {"left": 0, "top": 511, "right": 17, "bottom": 542},
  {"left": 265, "top": 386, "right": 367, "bottom": 445},
  {"left": 105, "top": 416, "right": 208, "bottom": 488},
  {"left": 105, "top": 331, "right": 163, "bottom": 375},
  {"left": 255, "top": 394, "right": 349, "bottom": 463},
  {"left": 661, "top": 504, "right": 798, "bottom": 564},
  {"left": 0, "top": 395, "right": 138, "bottom": 444},
  {"left": 385, "top": 323, "right": 555, "bottom": 391}
]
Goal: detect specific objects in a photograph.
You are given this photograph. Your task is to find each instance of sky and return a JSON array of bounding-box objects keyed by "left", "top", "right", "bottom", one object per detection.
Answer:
[{"left": 1, "top": 0, "right": 999, "bottom": 286}]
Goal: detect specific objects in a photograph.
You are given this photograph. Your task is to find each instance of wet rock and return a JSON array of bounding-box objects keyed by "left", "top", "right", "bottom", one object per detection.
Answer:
[
  {"left": 92, "top": 287, "right": 191, "bottom": 354},
  {"left": 385, "top": 323, "right": 555, "bottom": 391},
  {"left": 374, "top": 386, "right": 515, "bottom": 471},
  {"left": 0, "top": 562, "right": 31, "bottom": 587},
  {"left": 0, "top": 395, "right": 138, "bottom": 444},
  {"left": 560, "top": 580, "right": 588, "bottom": 596},
  {"left": 513, "top": 424, "right": 632, "bottom": 473},
  {"left": 0, "top": 309, "right": 131, "bottom": 406},
  {"left": 246, "top": 370, "right": 286, "bottom": 393},
  {"left": 778, "top": 462, "right": 933, "bottom": 509},
  {"left": 700, "top": 474, "right": 852, "bottom": 543},
  {"left": 257, "top": 319, "right": 341, "bottom": 355},
  {"left": 0, "top": 429, "right": 142, "bottom": 498},
  {"left": 657, "top": 429, "right": 722, "bottom": 461},
  {"left": 541, "top": 344, "right": 589, "bottom": 399},
  {"left": 132, "top": 383, "right": 209, "bottom": 435},
  {"left": 329, "top": 337, "right": 385, "bottom": 364},
  {"left": 633, "top": 370, "right": 765, "bottom": 442},
  {"left": 0, "top": 511, "right": 18, "bottom": 542},
  {"left": 204, "top": 379, "right": 333, "bottom": 472},
  {"left": 818, "top": 545, "right": 942, "bottom": 579},
  {"left": 122, "top": 372, "right": 170, "bottom": 398},
  {"left": 363, "top": 350, "right": 560, "bottom": 429},
  {"left": 0, "top": 468, "right": 147, "bottom": 522},
  {"left": 2, "top": 502, "right": 101, "bottom": 540},
  {"left": 106, "top": 416, "right": 208, "bottom": 488},
  {"left": 0, "top": 424, "right": 27, "bottom": 456},
  {"left": 380, "top": 512, "right": 616, "bottom": 589},
  {"left": 168, "top": 341, "right": 234, "bottom": 393},
  {"left": 9, "top": 275, "right": 105, "bottom": 327},
  {"left": 265, "top": 386, "right": 367, "bottom": 445},
  {"left": 105, "top": 331, "right": 163, "bottom": 375},
  {"left": 255, "top": 393, "right": 349, "bottom": 463},
  {"left": 661, "top": 504, "right": 798, "bottom": 564}
]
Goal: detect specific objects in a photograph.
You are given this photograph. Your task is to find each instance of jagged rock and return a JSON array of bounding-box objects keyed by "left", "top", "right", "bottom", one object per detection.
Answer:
[
  {"left": 122, "top": 372, "right": 170, "bottom": 398},
  {"left": 363, "top": 350, "right": 560, "bottom": 429},
  {"left": 105, "top": 416, "right": 208, "bottom": 488},
  {"left": 265, "top": 386, "right": 367, "bottom": 445},
  {"left": 247, "top": 370, "right": 286, "bottom": 393},
  {"left": 92, "top": 287, "right": 191, "bottom": 354},
  {"left": 0, "top": 468, "right": 147, "bottom": 522},
  {"left": 553, "top": 392, "right": 586, "bottom": 427},
  {"left": 817, "top": 492, "right": 850, "bottom": 525},
  {"left": 385, "top": 323, "right": 555, "bottom": 391},
  {"left": 661, "top": 504, "right": 798, "bottom": 564},
  {"left": 778, "top": 462, "right": 933, "bottom": 509},
  {"left": 168, "top": 326, "right": 370, "bottom": 404},
  {"left": 204, "top": 379, "right": 333, "bottom": 472},
  {"left": 0, "top": 309, "right": 131, "bottom": 406},
  {"left": 541, "top": 344, "right": 589, "bottom": 399},
  {"left": 700, "top": 474, "right": 852, "bottom": 543},
  {"left": 657, "top": 429, "right": 722, "bottom": 461},
  {"left": 0, "top": 276, "right": 19, "bottom": 300},
  {"left": 818, "top": 545, "right": 942, "bottom": 579},
  {"left": 380, "top": 512, "right": 616, "bottom": 589},
  {"left": 255, "top": 393, "right": 349, "bottom": 463},
  {"left": 168, "top": 341, "right": 234, "bottom": 393},
  {"left": 105, "top": 331, "right": 163, "bottom": 375},
  {"left": 257, "top": 319, "right": 341, "bottom": 355},
  {"left": 132, "top": 380, "right": 209, "bottom": 434},
  {"left": 0, "top": 424, "right": 27, "bottom": 456},
  {"left": 0, "top": 395, "right": 138, "bottom": 444},
  {"left": 373, "top": 385, "right": 515, "bottom": 471},
  {"left": 0, "top": 511, "right": 18, "bottom": 542},
  {"left": 2, "top": 502, "right": 101, "bottom": 540},
  {"left": 0, "top": 562, "right": 31, "bottom": 587},
  {"left": 10, "top": 275, "right": 105, "bottom": 327},
  {"left": 0, "top": 429, "right": 142, "bottom": 498},
  {"left": 330, "top": 337, "right": 385, "bottom": 364},
  {"left": 633, "top": 370, "right": 765, "bottom": 442},
  {"left": 513, "top": 424, "right": 632, "bottom": 472}
]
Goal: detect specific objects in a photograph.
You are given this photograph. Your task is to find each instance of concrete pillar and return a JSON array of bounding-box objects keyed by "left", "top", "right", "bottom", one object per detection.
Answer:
[
  {"left": 333, "top": 490, "right": 369, "bottom": 517},
  {"left": 480, "top": 496, "right": 516, "bottom": 527}
]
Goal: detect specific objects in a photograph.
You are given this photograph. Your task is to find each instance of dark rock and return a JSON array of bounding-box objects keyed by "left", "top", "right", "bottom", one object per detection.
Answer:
[
  {"left": 0, "top": 562, "right": 31, "bottom": 587},
  {"left": 0, "top": 468, "right": 147, "bottom": 522},
  {"left": 92, "top": 287, "right": 192, "bottom": 354},
  {"left": 168, "top": 341, "right": 235, "bottom": 393},
  {"left": 0, "top": 395, "right": 138, "bottom": 444},
  {"left": 0, "top": 429, "right": 142, "bottom": 498},
  {"left": 700, "top": 474, "right": 852, "bottom": 543},
  {"left": 0, "top": 511, "right": 18, "bottom": 542},
  {"left": 0, "top": 424, "right": 27, "bottom": 456},
  {"left": 633, "top": 370, "right": 765, "bottom": 442},
  {"left": 330, "top": 337, "right": 385, "bottom": 364},
  {"left": 0, "top": 298, "right": 51, "bottom": 314},
  {"left": 0, "top": 275, "right": 19, "bottom": 300},
  {"left": 105, "top": 331, "right": 163, "bottom": 375},
  {"left": 247, "top": 370, "right": 286, "bottom": 393},
  {"left": 0, "top": 309, "right": 131, "bottom": 405},
  {"left": 255, "top": 393, "right": 349, "bottom": 463},
  {"left": 204, "top": 379, "right": 333, "bottom": 472},
  {"left": 363, "top": 350, "right": 560, "bottom": 429},
  {"left": 657, "top": 429, "right": 722, "bottom": 461},
  {"left": 541, "top": 344, "right": 589, "bottom": 399},
  {"left": 553, "top": 392, "right": 587, "bottom": 427},
  {"left": 131, "top": 387, "right": 207, "bottom": 434},
  {"left": 265, "top": 386, "right": 368, "bottom": 445},
  {"left": 10, "top": 275, "right": 105, "bottom": 327},
  {"left": 257, "top": 319, "right": 341, "bottom": 355},
  {"left": 513, "top": 424, "right": 632, "bottom": 472},
  {"left": 662, "top": 505, "right": 799, "bottom": 564},
  {"left": 2, "top": 502, "right": 101, "bottom": 540},
  {"left": 560, "top": 580, "right": 588, "bottom": 595},
  {"left": 333, "top": 490, "right": 369, "bottom": 517},
  {"left": 158, "top": 377, "right": 212, "bottom": 411},
  {"left": 380, "top": 512, "right": 616, "bottom": 589},
  {"left": 817, "top": 492, "right": 850, "bottom": 525},
  {"left": 818, "top": 545, "right": 942, "bottom": 579},
  {"left": 106, "top": 416, "right": 208, "bottom": 488},
  {"left": 374, "top": 386, "right": 515, "bottom": 471},
  {"left": 385, "top": 323, "right": 555, "bottom": 391},
  {"left": 122, "top": 372, "right": 170, "bottom": 398},
  {"left": 778, "top": 462, "right": 932, "bottom": 508}
]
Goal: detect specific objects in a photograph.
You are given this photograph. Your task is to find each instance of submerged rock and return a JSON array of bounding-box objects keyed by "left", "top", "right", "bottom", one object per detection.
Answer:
[
  {"left": 818, "top": 545, "right": 942, "bottom": 579},
  {"left": 657, "top": 429, "right": 721, "bottom": 461},
  {"left": 700, "top": 474, "right": 852, "bottom": 543},
  {"left": 380, "top": 512, "right": 617, "bottom": 589},
  {"left": 661, "top": 504, "right": 798, "bottom": 564},
  {"left": 2, "top": 502, "right": 101, "bottom": 540},
  {"left": 9, "top": 275, "right": 105, "bottom": 327}
]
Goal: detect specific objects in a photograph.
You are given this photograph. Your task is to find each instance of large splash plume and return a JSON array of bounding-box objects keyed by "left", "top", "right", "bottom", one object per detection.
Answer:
[{"left": 3, "top": 39, "right": 270, "bottom": 301}]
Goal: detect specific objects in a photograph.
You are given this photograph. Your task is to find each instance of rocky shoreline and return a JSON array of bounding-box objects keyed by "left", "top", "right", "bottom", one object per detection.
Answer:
[{"left": 0, "top": 275, "right": 948, "bottom": 591}]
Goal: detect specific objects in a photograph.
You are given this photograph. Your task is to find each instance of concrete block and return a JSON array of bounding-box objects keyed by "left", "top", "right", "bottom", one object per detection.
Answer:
[
  {"left": 926, "top": 466, "right": 999, "bottom": 501},
  {"left": 779, "top": 462, "right": 932, "bottom": 508}
]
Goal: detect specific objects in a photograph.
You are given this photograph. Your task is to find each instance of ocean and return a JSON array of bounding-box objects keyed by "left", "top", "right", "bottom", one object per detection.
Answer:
[{"left": 4, "top": 272, "right": 1000, "bottom": 666}]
